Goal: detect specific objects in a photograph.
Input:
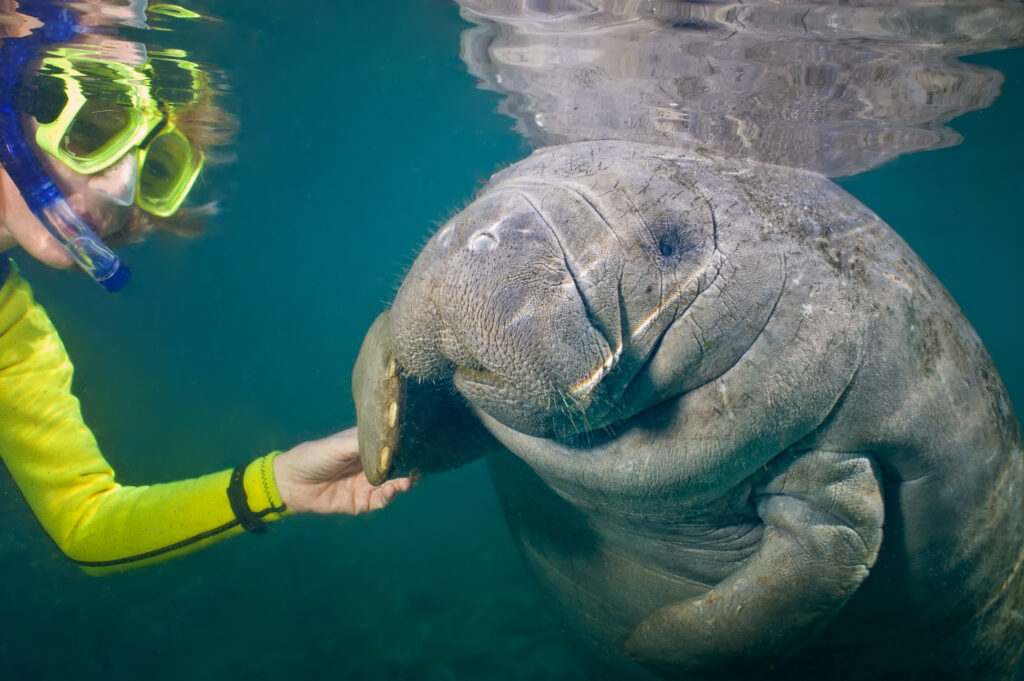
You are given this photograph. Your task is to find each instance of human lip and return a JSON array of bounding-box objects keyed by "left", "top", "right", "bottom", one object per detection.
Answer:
[{"left": 66, "top": 193, "right": 121, "bottom": 236}]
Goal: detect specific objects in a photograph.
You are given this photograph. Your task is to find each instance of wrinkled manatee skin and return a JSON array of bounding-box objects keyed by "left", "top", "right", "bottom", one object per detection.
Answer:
[{"left": 355, "top": 141, "right": 1024, "bottom": 680}]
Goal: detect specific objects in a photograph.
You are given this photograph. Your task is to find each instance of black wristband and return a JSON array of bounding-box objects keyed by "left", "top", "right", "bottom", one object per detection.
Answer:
[{"left": 227, "top": 465, "right": 267, "bottom": 534}]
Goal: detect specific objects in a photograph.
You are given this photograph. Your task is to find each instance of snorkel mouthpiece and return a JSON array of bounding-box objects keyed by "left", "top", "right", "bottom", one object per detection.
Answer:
[
  {"left": 40, "top": 199, "right": 131, "bottom": 291},
  {"left": 0, "top": 103, "right": 130, "bottom": 291},
  {"left": 0, "top": 0, "right": 130, "bottom": 291}
]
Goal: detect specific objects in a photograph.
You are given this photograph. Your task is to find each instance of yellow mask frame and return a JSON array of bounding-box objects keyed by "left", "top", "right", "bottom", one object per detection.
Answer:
[{"left": 31, "top": 48, "right": 205, "bottom": 217}]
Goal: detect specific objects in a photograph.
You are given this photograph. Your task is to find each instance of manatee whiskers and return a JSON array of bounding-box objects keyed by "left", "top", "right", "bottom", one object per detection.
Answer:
[
  {"left": 553, "top": 388, "right": 596, "bottom": 440},
  {"left": 570, "top": 342, "right": 623, "bottom": 398}
]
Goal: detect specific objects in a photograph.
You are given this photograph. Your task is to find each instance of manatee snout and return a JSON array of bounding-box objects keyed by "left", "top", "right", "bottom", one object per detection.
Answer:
[
  {"left": 353, "top": 188, "right": 612, "bottom": 484},
  {"left": 389, "top": 189, "right": 621, "bottom": 438},
  {"left": 353, "top": 312, "right": 493, "bottom": 485}
]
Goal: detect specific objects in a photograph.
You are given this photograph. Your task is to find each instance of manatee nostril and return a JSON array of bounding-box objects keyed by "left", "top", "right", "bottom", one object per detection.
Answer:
[{"left": 470, "top": 230, "right": 500, "bottom": 251}]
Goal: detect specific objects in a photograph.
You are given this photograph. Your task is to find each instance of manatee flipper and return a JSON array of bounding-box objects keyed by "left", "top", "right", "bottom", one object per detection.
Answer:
[
  {"left": 625, "top": 450, "right": 884, "bottom": 677},
  {"left": 353, "top": 311, "right": 496, "bottom": 485}
]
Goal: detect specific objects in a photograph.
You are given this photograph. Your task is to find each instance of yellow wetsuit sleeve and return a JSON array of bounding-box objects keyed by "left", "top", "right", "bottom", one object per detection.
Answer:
[{"left": 0, "top": 262, "right": 288, "bottom": 575}]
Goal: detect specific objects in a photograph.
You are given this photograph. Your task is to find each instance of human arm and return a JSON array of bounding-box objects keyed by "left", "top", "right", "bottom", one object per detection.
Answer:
[{"left": 0, "top": 260, "right": 410, "bottom": 574}]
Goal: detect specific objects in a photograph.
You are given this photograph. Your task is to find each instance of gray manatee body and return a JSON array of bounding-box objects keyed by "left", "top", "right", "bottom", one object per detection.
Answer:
[{"left": 354, "top": 140, "right": 1024, "bottom": 679}]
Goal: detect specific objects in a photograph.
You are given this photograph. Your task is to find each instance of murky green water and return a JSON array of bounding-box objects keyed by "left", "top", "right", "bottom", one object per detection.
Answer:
[{"left": 1, "top": 2, "right": 1022, "bottom": 679}]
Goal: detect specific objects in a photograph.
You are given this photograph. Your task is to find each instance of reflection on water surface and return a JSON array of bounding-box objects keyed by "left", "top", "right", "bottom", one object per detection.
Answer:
[{"left": 461, "top": 0, "right": 1024, "bottom": 175}]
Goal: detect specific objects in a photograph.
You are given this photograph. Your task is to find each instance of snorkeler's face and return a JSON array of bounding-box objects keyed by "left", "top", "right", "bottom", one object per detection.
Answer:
[
  {"left": 40, "top": 135, "right": 137, "bottom": 234},
  {"left": 0, "top": 116, "right": 136, "bottom": 269}
]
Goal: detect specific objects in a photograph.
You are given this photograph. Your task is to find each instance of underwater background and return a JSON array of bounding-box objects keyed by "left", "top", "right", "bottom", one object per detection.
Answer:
[{"left": 1, "top": 1, "right": 1022, "bottom": 679}]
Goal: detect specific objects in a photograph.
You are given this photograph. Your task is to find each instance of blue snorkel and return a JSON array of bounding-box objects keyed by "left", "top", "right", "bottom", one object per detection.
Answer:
[{"left": 0, "top": 0, "right": 129, "bottom": 291}]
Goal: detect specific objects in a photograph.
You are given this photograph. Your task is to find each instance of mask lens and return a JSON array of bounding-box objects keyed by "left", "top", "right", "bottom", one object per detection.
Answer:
[
  {"left": 62, "top": 98, "right": 133, "bottom": 158},
  {"left": 137, "top": 128, "right": 202, "bottom": 217},
  {"left": 33, "top": 56, "right": 161, "bottom": 175},
  {"left": 140, "top": 130, "right": 189, "bottom": 198}
]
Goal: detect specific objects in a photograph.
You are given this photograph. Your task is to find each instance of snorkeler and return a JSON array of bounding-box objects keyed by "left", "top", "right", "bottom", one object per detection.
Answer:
[{"left": 0, "top": 1, "right": 412, "bottom": 575}]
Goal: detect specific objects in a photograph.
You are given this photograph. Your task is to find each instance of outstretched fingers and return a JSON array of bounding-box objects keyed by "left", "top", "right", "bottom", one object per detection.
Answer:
[{"left": 355, "top": 476, "right": 414, "bottom": 514}]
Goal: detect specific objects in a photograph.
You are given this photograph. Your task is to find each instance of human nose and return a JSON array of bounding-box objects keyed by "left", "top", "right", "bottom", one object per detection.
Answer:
[{"left": 87, "top": 153, "right": 138, "bottom": 206}]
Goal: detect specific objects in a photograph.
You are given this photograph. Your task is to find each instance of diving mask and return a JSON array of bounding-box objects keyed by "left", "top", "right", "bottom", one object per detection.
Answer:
[{"left": 28, "top": 47, "right": 205, "bottom": 217}]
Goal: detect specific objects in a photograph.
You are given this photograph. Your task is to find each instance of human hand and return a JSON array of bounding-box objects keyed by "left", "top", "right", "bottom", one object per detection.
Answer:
[
  {"left": 273, "top": 427, "right": 413, "bottom": 515},
  {"left": 0, "top": 172, "right": 74, "bottom": 268},
  {"left": 0, "top": 157, "right": 136, "bottom": 270}
]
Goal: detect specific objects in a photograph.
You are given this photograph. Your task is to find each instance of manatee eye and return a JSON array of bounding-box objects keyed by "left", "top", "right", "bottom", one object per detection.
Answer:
[
  {"left": 670, "top": 19, "right": 712, "bottom": 31},
  {"left": 649, "top": 219, "right": 701, "bottom": 264}
]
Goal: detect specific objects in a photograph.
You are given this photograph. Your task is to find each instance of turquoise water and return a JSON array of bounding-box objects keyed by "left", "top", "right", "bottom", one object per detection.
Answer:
[{"left": 1, "top": 2, "right": 1022, "bottom": 679}]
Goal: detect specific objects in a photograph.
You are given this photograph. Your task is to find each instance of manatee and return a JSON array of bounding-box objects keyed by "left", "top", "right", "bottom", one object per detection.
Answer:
[{"left": 354, "top": 140, "right": 1024, "bottom": 680}]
